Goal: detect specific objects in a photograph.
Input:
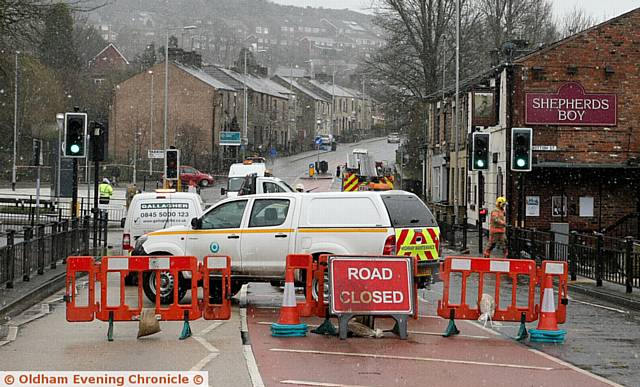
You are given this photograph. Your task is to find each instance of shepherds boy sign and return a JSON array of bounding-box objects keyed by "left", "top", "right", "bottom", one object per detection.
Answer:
[{"left": 525, "top": 82, "right": 616, "bottom": 126}]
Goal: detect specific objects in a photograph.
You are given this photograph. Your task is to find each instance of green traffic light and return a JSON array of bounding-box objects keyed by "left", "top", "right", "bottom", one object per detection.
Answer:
[
  {"left": 70, "top": 144, "right": 80, "bottom": 154},
  {"left": 476, "top": 160, "right": 485, "bottom": 168},
  {"left": 517, "top": 158, "right": 526, "bottom": 168}
]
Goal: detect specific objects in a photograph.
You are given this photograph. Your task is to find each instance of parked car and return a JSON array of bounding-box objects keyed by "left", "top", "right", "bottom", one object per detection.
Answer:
[
  {"left": 158, "top": 166, "right": 214, "bottom": 187},
  {"left": 387, "top": 132, "right": 400, "bottom": 143},
  {"left": 133, "top": 191, "right": 441, "bottom": 303},
  {"left": 180, "top": 166, "right": 214, "bottom": 187}
]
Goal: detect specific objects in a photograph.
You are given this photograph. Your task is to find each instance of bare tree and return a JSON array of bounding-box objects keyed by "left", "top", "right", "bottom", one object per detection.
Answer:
[
  {"left": 477, "top": 0, "right": 557, "bottom": 52},
  {"left": 558, "top": 6, "right": 596, "bottom": 38}
]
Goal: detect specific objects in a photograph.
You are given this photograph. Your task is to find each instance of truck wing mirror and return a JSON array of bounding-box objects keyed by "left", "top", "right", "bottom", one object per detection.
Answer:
[
  {"left": 120, "top": 218, "right": 126, "bottom": 228},
  {"left": 191, "top": 217, "right": 201, "bottom": 229},
  {"left": 220, "top": 187, "right": 227, "bottom": 196}
]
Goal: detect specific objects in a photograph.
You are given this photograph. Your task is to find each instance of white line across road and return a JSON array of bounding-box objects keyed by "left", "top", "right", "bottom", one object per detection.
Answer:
[
  {"left": 280, "top": 380, "right": 375, "bottom": 387},
  {"left": 568, "top": 297, "right": 630, "bottom": 314},
  {"left": 269, "top": 348, "right": 554, "bottom": 371}
]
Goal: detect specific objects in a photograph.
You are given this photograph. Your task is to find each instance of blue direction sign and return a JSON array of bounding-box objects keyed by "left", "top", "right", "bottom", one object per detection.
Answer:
[
  {"left": 315, "top": 136, "right": 323, "bottom": 145},
  {"left": 220, "top": 131, "right": 241, "bottom": 146}
]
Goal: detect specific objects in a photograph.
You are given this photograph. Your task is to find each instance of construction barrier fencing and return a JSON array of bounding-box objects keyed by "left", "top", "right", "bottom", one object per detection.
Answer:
[
  {"left": 65, "top": 255, "right": 232, "bottom": 326},
  {"left": 437, "top": 256, "right": 568, "bottom": 325}
]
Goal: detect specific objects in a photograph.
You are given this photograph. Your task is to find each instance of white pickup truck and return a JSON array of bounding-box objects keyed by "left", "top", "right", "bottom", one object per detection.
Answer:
[{"left": 133, "top": 191, "right": 441, "bottom": 303}]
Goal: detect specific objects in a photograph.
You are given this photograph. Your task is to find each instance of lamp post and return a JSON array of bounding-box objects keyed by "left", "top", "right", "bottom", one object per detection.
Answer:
[
  {"left": 11, "top": 51, "right": 19, "bottom": 191},
  {"left": 242, "top": 49, "right": 248, "bottom": 160},
  {"left": 56, "top": 113, "right": 64, "bottom": 205},
  {"left": 454, "top": 0, "right": 460, "bottom": 231},
  {"left": 148, "top": 70, "right": 154, "bottom": 175}
]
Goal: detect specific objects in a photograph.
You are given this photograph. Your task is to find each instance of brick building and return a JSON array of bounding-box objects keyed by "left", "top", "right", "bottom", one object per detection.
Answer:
[
  {"left": 271, "top": 75, "right": 332, "bottom": 151},
  {"left": 109, "top": 61, "right": 235, "bottom": 171},
  {"left": 425, "top": 8, "right": 640, "bottom": 234}
]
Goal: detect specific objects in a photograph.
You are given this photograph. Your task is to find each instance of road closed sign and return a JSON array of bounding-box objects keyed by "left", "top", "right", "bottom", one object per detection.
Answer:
[{"left": 329, "top": 256, "right": 414, "bottom": 315}]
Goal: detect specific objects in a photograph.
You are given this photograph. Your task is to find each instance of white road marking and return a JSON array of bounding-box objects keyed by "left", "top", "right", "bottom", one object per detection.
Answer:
[
  {"left": 527, "top": 348, "right": 624, "bottom": 387},
  {"left": 40, "top": 303, "right": 50, "bottom": 314},
  {"left": 280, "top": 380, "right": 374, "bottom": 387},
  {"left": 190, "top": 352, "right": 219, "bottom": 372},
  {"left": 189, "top": 322, "right": 222, "bottom": 373},
  {"left": 269, "top": 348, "right": 554, "bottom": 371},
  {"left": 240, "top": 297, "right": 265, "bottom": 387},
  {"left": 243, "top": 345, "right": 265, "bottom": 387},
  {"left": 193, "top": 335, "right": 219, "bottom": 354},
  {"left": 199, "top": 321, "right": 223, "bottom": 336},
  {"left": 568, "top": 297, "right": 629, "bottom": 314}
]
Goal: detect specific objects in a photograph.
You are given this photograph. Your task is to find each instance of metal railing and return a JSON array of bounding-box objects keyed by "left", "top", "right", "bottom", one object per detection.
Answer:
[
  {"left": 0, "top": 213, "right": 108, "bottom": 289},
  {"left": 507, "top": 227, "right": 639, "bottom": 293},
  {"left": 0, "top": 194, "right": 125, "bottom": 230}
]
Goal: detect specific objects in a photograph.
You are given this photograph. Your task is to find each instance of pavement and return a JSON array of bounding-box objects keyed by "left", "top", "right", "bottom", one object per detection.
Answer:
[{"left": 446, "top": 228, "right": 640, "bottom": 311}]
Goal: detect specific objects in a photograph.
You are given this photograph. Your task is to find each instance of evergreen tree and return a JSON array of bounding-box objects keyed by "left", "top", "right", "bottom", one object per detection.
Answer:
[{"left": 39, "top": 3, "right": 80, "bottom": 73}]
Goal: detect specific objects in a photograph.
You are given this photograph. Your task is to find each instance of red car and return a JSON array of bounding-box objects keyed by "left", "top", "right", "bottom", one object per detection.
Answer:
[{"left": 180, "top": 165, "right": 214, "bottom": 187}]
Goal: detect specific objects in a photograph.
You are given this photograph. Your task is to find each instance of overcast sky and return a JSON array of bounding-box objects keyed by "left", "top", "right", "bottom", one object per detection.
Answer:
[{"left": 270, "top": 0, "right": 639, "bottom": 20}]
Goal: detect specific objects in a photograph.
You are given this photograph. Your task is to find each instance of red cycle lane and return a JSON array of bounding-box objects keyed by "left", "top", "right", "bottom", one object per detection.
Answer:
[{"left": 247, "top": 306, "right": 617, "bottom": 387}]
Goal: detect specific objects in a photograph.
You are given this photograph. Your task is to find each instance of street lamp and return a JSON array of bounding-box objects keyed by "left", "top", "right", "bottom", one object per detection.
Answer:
[
  {"left": 148, "top": 70, "right": 154, "bottom": 175},
  {"left": 11, "top": 51, "right": 19, "bottom": 191},
  {"left": 241, "top": 47, "right": 266, "bottom": 160},
  {"left": 56, "top": 113, "right": 64, "bottom": 205}
]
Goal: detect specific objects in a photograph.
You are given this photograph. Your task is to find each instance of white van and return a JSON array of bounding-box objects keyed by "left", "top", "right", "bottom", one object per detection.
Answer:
[
  {"left": 223, "top": 161, "right": 268, "bottom": 198},
  {"left": 133, "top": 191, "right": 440, "bottom": 302},
  {"left": 122, "top": 191, "right": 205, "bottom": 252}
]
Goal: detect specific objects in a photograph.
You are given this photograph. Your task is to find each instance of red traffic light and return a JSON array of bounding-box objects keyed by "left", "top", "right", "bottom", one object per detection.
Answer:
[{"left": 479, "top": 208, "right": 488, "bottom": 216}]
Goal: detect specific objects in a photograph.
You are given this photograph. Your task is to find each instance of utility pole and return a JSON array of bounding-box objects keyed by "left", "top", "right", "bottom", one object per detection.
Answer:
[
  {"left": 453, "top": 0, "right": 461, "bottom": 237},
  {"left": 164, "top": 30, "right": 169, "bottom": 154},
  {"left": 361, "top": 78, "right": 365, "bottom": 135},
  {"left": 12, "top": 51, "right": 19, "bottom": 191},
  {"left": 149, "top": 70, "right": 154, "bottom": 175},
  {"left": 288, "top": 65, "right": 295, "bottom": 154},
  {"left": 242, "top": 49, "right": 248, "bottom": 160}
]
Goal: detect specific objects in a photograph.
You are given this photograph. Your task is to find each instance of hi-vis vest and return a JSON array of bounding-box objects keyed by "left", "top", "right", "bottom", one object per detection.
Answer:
[
  {"left": 99, "top": 183, "right": 113, "bottom": 198},
  {"left": 395, "top": 227, "right": 440, "bottom": 260},
  {"left": 489, "top": 209, "right": 506, "bottom": 234}
]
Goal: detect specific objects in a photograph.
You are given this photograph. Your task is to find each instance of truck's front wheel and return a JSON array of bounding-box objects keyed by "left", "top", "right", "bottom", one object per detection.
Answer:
[{"left": 142, "top": 271, "right": 187, "bottom": 304}]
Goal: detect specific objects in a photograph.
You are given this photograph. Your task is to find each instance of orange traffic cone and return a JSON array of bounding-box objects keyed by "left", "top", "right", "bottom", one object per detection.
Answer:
[
  {"left": 271, "top": 269, "right": 308, "bottom": 337},
  {"left": 278, "top": 269, "right": 300, "bottom": 325},
  {"left": 530, "top": 275, "right": 566, "bottom": 343},
  {"left": 537, "top": 275, "right": 559, "bottom": 331}
]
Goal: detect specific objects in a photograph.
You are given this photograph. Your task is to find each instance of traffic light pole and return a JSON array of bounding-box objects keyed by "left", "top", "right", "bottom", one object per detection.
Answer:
[
  {"left": 93, "top": 156, "right": 100, "bottom": 254},
  {"left": 477, "top": 171, "right": 484, "bottom": 255},
  {"left": 519, "top": 173, "right": 525, "bottom": 228},
  {"left": 71, "top": 159, "right": 78, "bottom": 218}
]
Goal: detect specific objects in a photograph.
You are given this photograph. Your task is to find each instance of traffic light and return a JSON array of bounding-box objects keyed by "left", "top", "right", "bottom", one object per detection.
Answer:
[
  {"left": 165, "top": 149, "right": 180, "bottom": 180},
  {"left": 90, "top": 122, "right": 107, "bottom": 162},
  {"left": 471, "top": 132, "right": 490, "bottom": 171},
  {"left": 32, "top": 139, "right": 42, "bottom": 166},
  {"left": 64, "top": 112, "right": 87, "bottom": 157},
  {"left": 511, "top": 128, "right": 532, "bottom": 171}
]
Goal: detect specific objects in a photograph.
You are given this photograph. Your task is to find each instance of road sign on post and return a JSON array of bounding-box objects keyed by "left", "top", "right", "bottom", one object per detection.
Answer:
[
  {"left": 329, "top": 255, "right": 415, "bottom": 340},
  {"left": 147, "top": 149, "right": 165, "bottom": 159},
  {"left": 220, "top": 131, "right": 241, "bottom": 146}
]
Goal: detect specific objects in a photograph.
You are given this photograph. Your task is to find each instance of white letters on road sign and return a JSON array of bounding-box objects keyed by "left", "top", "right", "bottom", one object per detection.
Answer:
[{"left": 347, "top": 267, "right": 393, "bottom": 280}]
